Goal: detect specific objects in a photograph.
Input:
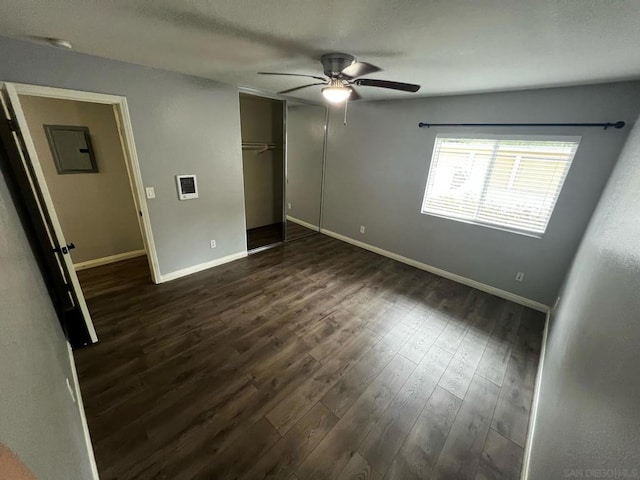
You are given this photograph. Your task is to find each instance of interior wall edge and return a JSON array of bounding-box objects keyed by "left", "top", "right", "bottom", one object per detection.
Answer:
[
  {"left": 524, "top": 113, "right": 640, "bottom": 479},
  {"left": 66, "top": 343, "right": 100, "bottom": 480},
  {"left": 521, "top": 308, "right": 552, "bottom": 480},
  {"left": 0, "top": 143, "right": 96, "bottom": 477},
  {"left": 320, "top": 228, "right": 550, "bottom": 313}
]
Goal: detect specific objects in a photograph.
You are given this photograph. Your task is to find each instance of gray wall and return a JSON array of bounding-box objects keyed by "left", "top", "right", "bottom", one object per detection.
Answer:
[
  {"left": 286, "top": 103, "right": 326, "bottom": 228},
  {"left": 19, "top": 95, "right": 144, "bottom": 264},
  {"left": 526, "top": 116, "right": 640, "bottom": 478},
  {"left": 323, "top": 82, "right": 640, "bottom": 305},
  {"left": 0, "top": 159, "right": 95, "bottom": 478},
  {"left": 0, "top": 36, "right": 246, "bottom": 276}
]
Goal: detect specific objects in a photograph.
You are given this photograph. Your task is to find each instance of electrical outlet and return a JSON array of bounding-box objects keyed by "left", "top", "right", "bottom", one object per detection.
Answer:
[
  {"left": 210, "top": 240, "right": 216, "bottom": 249},
  {"left": 360, "top": 225, "right": 366, "bottom": 234},
  {"left": 515, "top": 271, "right": 525, "bottom": 282},
  {"left": 66, "top": 378, "right": 76, "bottom": 403},
  {"left": 145, "top": 186, "right": 156, "bottom": 199},
  {"left": 288, "top": 202, "right": 292, "bottom": 210}
]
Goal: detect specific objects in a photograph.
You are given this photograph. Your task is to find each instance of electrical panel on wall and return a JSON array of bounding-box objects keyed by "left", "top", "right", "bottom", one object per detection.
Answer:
[{"left": 176, "top": 175, "right": 198, "bottom": 200}]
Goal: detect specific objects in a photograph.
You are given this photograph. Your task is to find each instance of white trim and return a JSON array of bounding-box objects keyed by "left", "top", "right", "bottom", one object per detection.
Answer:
[
  {"left": 73, "top": 250, "right": 146, "bottom": 271},
  {"left": 9, "top": 83, "right": 123, "bottom": 104},
  {"left": 159, "top": 251, "right": 247, "bottom": 283},
  {"left": 521, "top": 309, "right": 551, "bottom": 480},
  {"left": 286, "top": 215, "right": 320, "bottom": 232},
  {"left": 320, "top": 228, "right": 549, "bottom": 313},
  {"left": 114, "top": 98, "right": 161, "bottom": 285},
  {"left": 66, "top": 342, "right": 100, "bottom": 480}
]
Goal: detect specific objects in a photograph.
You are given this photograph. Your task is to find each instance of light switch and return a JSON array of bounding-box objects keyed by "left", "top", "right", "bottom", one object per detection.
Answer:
[{"left": 145, "top": 187, "right": 156, "bottom": 199}]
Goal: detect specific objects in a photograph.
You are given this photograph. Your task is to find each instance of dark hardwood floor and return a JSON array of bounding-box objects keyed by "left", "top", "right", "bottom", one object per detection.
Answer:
[
  {"left": 247, "top": 223, "right": 284, "bottom": 250},
  {"left": 74, "top": 234, "right": 544, "bottom": 480},
  {"left": 286, "top": 220, "right": 317, "bottom": 241},
  {"left": 77, "top": 255, "right": 151, "bottom": 300}
]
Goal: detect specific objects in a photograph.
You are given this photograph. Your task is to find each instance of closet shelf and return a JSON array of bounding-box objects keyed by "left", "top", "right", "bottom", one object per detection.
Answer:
[{"left": 242, "top": 142, "right": 283, "bottom": 154}]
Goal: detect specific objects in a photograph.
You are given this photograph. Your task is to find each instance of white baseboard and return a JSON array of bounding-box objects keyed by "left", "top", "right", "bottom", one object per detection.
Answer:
[
  {"left": 66, "top": 343, "right": 100, "bottom": 480},
  {"left": 286, "top": 215, "right": 320, "bottom": 232},
  {"left": 74, "top": 249, "right": 146, "bottom": 271},
  {"left": 159, "top": 251, "right": 247, "bottom": 282},
  {"left": 521, "top": 309, "right": 551, "bottom": 479},
  {"left": 320, "top": 228, "right": 549, "bottom": 313}
]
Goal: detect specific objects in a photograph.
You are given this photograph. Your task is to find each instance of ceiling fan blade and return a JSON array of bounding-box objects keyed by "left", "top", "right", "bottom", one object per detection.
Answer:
[
  {"left": 349, "top": 86, "right": 362, "bottom": 101},
  {"left": 278, "top": 83, "right": 326, "bottom": 94},
  {"left": 258, "top": 72, "right": 327, "bottom": 82},
  {"left": 354, "top": 79, "right": 421, "bottom": 92},
  {"left": 340, "top": 62, "right": 382, "bottom": 79}
]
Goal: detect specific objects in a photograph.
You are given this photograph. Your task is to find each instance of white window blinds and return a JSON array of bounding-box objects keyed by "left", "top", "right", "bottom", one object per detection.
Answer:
[{"left": 421, "top": 136, "right": 580, "bottom": 235}]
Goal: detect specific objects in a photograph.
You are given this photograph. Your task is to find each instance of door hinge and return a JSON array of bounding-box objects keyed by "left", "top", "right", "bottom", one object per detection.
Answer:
[{"left": 7, "top": 118, "right": 18, "bottom": 132}]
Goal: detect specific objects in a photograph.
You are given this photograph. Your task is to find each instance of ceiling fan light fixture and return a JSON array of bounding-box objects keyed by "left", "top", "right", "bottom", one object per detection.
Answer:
[
  {"left": 259, "top": 52, "right": 421, "bottom": 101},
  {"left": 322, "top": 86, "right": 351, "bottom": 103}
]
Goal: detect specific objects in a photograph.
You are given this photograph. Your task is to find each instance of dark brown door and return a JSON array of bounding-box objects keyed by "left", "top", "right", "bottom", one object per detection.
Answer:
[{"left": 0, "top": 86, "right": 95, "bottom": 348}]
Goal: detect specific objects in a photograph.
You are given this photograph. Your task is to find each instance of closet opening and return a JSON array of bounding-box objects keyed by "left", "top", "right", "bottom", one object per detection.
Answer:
[{"left": 239, "top": 92, "right": 285, "bottom": 252}]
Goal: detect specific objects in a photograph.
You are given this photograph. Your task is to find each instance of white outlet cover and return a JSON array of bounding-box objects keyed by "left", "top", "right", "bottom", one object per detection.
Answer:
[
  {"left": 360, "top": 226, "right": 366, "bottom": 234},
  {"left": 145, "top": 186, "right": 155, "bottom": 199},
  {"left": 210, "top": 240, "right": 216, "bottom": 249}
]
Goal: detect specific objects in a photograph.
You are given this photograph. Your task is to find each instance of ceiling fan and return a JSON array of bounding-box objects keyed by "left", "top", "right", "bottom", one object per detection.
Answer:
[{"left": 258, "top": 53, "right": 421, "bottom": 103}]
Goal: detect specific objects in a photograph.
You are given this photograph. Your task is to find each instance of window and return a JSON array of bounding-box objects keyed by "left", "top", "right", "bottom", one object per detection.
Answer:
[{"left": 421, "top": 135, "right": 580, "bottom": 236}]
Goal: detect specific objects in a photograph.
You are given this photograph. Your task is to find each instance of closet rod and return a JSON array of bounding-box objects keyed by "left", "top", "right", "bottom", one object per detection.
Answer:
[
  {"left": 417, "top": 121, "right": 626, "bottom": 130},
  {"left": 241, "top": 142, "right": 282, "bottom": 154}
]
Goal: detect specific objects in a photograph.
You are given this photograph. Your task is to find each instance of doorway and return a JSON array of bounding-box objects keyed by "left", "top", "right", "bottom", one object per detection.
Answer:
[
  {"left": 0, "top": 82, "right": 159, "bottom": 346},
  {"left": 239, "top": 92, "right": 285, "bottom": 252}
]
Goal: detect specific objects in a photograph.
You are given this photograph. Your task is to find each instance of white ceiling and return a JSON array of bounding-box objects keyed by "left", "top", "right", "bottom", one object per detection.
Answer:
[{"left": 1, "top": 0, "right": 639, "bottom": 102}]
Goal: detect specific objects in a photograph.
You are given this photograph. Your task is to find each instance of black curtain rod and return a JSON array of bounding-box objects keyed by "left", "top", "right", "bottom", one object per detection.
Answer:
[{"left": 418, "top": 121, "right": 626, "bottom": 130}]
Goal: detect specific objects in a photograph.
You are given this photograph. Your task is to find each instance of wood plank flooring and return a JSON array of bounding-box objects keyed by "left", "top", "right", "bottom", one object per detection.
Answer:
[
  {"left": 74, "top": 234, "right": 544, "bottom": 480},
  {"left": 286, "top": 221, "right": 317, "bottom": 241},
  {"left": 76, "top": 254, "right": 151, "bottom": 300}
]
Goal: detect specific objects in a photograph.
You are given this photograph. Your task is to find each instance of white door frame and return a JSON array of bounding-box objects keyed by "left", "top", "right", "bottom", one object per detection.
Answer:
[{"left": 6, "top": 82, "right": 162, "bottom": 285}]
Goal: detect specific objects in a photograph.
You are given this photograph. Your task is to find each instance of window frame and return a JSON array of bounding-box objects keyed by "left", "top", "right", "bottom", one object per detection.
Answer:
[{"left": 420, "top": 133, "right": 581, "bottom": 238}]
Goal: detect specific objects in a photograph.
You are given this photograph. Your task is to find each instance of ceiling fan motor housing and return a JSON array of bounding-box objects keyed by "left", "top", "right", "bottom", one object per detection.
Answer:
[
  {"left": 321, "top": 53, "right": 356, "bottom": 77},
  {"left": 259, "top": 53, "right": 420, "bottom": 98}
]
